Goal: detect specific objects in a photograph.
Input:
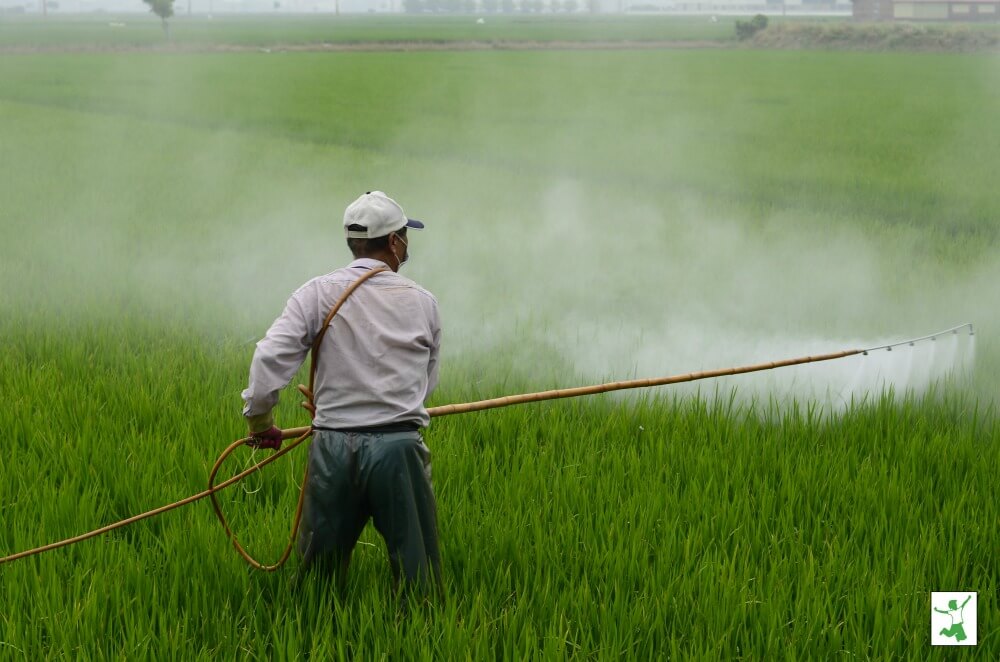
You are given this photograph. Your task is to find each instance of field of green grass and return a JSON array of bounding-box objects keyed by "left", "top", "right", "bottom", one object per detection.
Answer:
[
  {"left": 1, "top": 19, "right": 998, "bottom": 658},
  {"left": 2, "top": 14, "right": 997, "bottom": 52},
  {"left": 0, "top": 14, "right": 740, "bottom": 48}
]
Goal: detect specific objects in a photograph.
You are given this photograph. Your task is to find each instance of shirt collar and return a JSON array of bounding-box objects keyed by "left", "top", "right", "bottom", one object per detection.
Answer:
[{"left": 349, "top": 257, "right": 393, "bottom": 271}]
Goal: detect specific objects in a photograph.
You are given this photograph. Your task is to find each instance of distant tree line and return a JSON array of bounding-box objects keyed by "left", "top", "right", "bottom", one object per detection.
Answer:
[{"left": 403, "top": 0, "right": 582, "bottom": 12}]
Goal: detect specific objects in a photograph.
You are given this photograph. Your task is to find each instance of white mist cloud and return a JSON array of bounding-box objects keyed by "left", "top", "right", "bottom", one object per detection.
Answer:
[{"left": 411, "top": 176, "right": 989, "bottom": 409}]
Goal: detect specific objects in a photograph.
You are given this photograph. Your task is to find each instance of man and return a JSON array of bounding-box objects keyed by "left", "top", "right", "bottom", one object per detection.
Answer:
[{"left": 240, "top": 191, "right": 442, "bottom": 597}]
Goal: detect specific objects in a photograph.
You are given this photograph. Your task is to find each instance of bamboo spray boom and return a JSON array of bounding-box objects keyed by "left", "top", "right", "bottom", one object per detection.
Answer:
[
  {"left": 279, "top": 349, "right": 863, "bottom": 441},
  {"left": 0, "top": 276, "right": 973, "bottom": 568},
  {"left": 281, "top": 322, "right": 974, "bottom": 438}
]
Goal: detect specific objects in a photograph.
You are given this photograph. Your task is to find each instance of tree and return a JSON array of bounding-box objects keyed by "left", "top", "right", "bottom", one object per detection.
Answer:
[
  {"left": 143, "top": 0, "right": 175, "bottom": 39},
  {"left": 734, "top": 14, "right": 768, "bottom": 40}
]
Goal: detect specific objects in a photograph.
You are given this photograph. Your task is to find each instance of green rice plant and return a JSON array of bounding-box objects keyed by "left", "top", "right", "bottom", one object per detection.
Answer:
[{"left": 1, "top": 37, "right": 998, "bottom": 658}]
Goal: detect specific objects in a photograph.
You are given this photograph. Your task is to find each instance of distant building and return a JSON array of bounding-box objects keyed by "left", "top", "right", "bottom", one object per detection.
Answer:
[{"left": 854, "top": 0, "right": 1000, "bottom": 20}]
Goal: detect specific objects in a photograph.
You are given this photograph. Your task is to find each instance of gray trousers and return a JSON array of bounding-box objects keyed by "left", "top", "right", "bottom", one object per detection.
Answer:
[{"left": 297, "top": 430, "right": 441, "bottom": 594}]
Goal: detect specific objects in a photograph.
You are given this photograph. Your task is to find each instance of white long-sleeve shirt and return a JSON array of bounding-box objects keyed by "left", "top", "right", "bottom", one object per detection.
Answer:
[{"left": 242, "top": 258, "right": 441, "bottom": 429}]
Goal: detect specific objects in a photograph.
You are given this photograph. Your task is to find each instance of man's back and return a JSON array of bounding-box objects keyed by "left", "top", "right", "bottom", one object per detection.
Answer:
[
  {"left": 241, "top": 257, "right": 441, "bottom": 431},
  {"left": 304, "top": 259, "right": 441, "bottom": 429}
]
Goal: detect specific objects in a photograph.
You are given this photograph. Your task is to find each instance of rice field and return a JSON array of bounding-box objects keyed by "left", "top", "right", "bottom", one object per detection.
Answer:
[
  {"left": 1, "top": 18, "right": 998, "bottom": 658},
  {"left": 0, "top": 14, "right": 740, "bottom": 48}
]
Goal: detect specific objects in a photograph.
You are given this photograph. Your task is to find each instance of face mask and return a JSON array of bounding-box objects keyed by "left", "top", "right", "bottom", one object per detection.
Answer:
[{"left": 392, "top": 233, "right": 409, "bottom": 270}]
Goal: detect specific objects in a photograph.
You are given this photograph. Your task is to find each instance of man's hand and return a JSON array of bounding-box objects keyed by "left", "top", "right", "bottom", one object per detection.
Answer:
[{"left": 247, "top": 426, "right": 283, "bottom": 450}]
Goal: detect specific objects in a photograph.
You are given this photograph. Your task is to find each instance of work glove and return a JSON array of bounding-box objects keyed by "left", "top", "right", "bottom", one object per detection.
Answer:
[
  {"left": 247, "top": 426, "right": 283, "bottom": 451},
  {"left": 245, "top": 411, "right": 282, "bottom": 450}
]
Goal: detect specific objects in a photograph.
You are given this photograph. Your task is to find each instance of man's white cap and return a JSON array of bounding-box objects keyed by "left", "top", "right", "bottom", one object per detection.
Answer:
[{"left": 343, "top": 191, "right": 425, "bottom": 239}]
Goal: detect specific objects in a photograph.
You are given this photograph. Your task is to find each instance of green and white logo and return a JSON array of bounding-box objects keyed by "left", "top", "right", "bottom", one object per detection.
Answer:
[{"left": 931, "top": 592, "right": 977, "bottom": 646}]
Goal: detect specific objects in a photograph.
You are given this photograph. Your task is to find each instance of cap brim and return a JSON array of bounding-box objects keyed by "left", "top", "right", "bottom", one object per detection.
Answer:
[{"left": 406, "top": 218, "right": 425, "bottom": 230}]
